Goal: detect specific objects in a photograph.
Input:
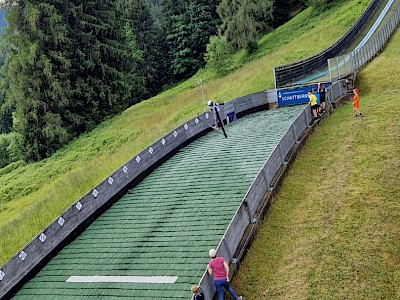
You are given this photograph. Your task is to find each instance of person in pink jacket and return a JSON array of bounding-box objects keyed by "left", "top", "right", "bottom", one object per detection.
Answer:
[{"left": 207, "top": 249, "right": 243, "bottom": 300}]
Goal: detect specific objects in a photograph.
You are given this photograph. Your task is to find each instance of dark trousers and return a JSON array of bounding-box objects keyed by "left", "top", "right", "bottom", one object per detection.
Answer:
[{"left": 214, "top": 279, "right": 239, "bottom": 300}]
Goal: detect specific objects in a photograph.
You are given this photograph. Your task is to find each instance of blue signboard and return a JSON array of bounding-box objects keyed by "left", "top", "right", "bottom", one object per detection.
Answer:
[
  {"left": 277, "top": 86, "right": 315, "bottom": 107},
  {"left": 277, "top": 83, "right": 331, "bottom": 107}
]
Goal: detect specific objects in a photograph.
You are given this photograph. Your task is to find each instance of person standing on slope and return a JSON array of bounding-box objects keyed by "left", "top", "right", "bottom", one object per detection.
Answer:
[
  {"left": 308, "top": 90, "right": 319, "bottom": 122},
  {"left": 191, "top": 285, "right": 205, "bottom": 300},
  {"left": 352, "top": 88, "right": 363, "bottom": 117},
  {"left": 207, "top": 249, "right": 243, "bottom": 300},
  {"left": 317, "top": 82, "right": 327, "bottom": 113}
]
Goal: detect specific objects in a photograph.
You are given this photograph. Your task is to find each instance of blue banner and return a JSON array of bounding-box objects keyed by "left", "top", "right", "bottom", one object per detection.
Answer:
[{"left": 277, "top": 86, "right": 314, "bottom": 107}]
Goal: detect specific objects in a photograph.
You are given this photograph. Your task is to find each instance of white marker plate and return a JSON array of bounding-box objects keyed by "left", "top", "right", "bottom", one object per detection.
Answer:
[{"left": 66, "top": 276, "right": 178, "bottom": 284}]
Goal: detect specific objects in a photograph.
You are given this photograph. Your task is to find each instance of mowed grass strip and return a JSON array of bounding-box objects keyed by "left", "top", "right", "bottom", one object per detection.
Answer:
[
  {"left": 0, "top": 0, "right": 371, "bottom": 265},
  {"left": 232, "top": 30, "right": 400, "bottom": 300}
]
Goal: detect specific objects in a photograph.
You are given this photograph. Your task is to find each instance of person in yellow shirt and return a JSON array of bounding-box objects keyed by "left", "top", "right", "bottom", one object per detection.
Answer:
[{"left": 308, "top": 90, "right": 318, "bottom": 121}]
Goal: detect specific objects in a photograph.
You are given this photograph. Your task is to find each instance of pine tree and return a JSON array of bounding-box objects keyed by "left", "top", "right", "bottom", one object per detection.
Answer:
[
  {"left": 160, "top": 0, "right": 184, "bottom": 81},
  {"left": 67, "top": 0, "right": 144, "bottom": 126},
  {"left": 273, "top": 0, "right": 308, "bottom": 28},
  {"left": 148, "top": 0, "right": 162, "bottom": 26},
  {"left": 273, "top": 0, "right": 291, "bottom": 28},
  {"left": 0, "top": 34, "right": 13, "bottom": 134},
  {"left": 1, "top": 0, "right": 144, "bottom": 161},
  {"left": 163, "top": 0, "right": 219, "bottom": 80},
  {"left": 0, "top": 83, "right": 13, "bottom": 134},
  {"left": 2, "top": 1, "right": 72, "bottom": 160},
  {"left": 160, "top": 0, "right": 185, "bottom": 35},
  {"left": 186, "top": 0, "right": 219, "bottom": 72},
  {"left": 217, "top": 0, "right": 274, "bottom": 51},
  {"left": 123, "top": 0, "right": 168, "bottom": 97}
]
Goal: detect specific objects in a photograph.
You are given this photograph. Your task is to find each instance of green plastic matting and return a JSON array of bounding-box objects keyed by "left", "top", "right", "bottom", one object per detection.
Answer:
[{"left": 14, "top": 106, "right": 305, "bottom": 300}]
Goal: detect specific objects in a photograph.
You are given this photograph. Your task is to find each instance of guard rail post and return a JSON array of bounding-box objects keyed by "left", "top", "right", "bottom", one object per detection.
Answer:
[{"left": 335, "top": 57, "right": 340, "bottom": 80}]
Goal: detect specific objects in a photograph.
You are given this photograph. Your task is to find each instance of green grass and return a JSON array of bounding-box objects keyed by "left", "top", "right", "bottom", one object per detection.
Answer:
[
  {"left": 231, "top": 29, "right": 400, "bottom": 300},
  {"left": 0, "top": 0, "right": 372, "bottom": 265}
]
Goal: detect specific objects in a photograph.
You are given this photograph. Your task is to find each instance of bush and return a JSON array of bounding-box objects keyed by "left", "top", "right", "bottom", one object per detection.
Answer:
[
  {"left": 0, "top": 132, "right": 23, "bottom": 168},
  {"left": 204, "top": 35, "right": 232, "bottom": 76},
  {"left": 246, "top": 40, "right": 258, "bottom": 54},
  {"left": 0, "top": 134, "right": 10, "bottom": 168},
  {"left": 7, "top": 132, "right": 23, "bottom": 162}
]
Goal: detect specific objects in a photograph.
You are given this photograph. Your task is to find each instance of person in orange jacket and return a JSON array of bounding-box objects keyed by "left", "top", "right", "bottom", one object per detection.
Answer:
[{"left": 352, "top": 88, "right": 363, "bottom": 117}]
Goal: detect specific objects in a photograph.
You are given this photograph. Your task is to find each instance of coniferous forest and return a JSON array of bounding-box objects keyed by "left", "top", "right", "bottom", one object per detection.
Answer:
[{"left": 0, "top": 0, "right": 314, "bottom": 164}]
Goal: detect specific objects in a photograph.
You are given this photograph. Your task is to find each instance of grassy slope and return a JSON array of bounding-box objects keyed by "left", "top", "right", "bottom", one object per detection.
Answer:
[
  {"left": 0, "top": 0, "right": 371, "bottom": 265},
  {"left": 232, "top": 30, "right": 400, "bottom": 300}
]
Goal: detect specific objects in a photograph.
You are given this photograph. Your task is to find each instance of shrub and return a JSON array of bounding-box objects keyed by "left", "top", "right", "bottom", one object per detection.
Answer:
[
  {"left": 246, "top": 40, "right": 258, "bottom": 54},
  {"left": 0, "top": 132, "right": 23, "bottom": 168},
  {"left": 204, "top": 35, "right": 232, "bottom": 76}
]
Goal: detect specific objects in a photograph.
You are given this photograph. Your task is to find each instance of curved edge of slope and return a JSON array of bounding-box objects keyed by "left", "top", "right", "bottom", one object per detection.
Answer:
[{"left": 0, "top": 91, "right": 270, "bottom": 299}]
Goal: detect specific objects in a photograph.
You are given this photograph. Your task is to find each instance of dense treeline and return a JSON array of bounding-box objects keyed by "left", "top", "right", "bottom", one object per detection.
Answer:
[{"left": 0, "top": 0, "right": 320, "bottom": 163}]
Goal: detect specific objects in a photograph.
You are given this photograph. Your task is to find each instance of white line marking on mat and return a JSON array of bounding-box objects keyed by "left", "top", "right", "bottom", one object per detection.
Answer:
[{"left": 66, "top": 276, "right": 178, "bottom": 284}]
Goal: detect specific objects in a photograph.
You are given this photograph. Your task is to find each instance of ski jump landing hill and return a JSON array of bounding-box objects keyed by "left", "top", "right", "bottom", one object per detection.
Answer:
[
  {"left": 273, "top": 0, "right": 399, "bottom": 88},
  {"left": 1, "top": 0, "right": 399, "bottom": 299}
]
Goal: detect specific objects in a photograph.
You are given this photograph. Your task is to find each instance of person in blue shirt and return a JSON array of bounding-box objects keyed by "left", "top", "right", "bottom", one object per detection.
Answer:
[
  {"left": 317, "top": 82, "right": 327, "bottom": 112},
  {"left": 191, "top": 285, "right": 205, "bottom": 300}
]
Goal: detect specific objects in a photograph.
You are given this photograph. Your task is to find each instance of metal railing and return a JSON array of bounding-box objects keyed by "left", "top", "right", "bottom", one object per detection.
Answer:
[
  {"left": 328, "top": 2, "right": 400, "bottom": 81},
  {"left": 197, "top": 79, "right": 351, "bottom": 299},
  {"left": 274, "top": 0, "right": 382, "bottom": 88}
]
